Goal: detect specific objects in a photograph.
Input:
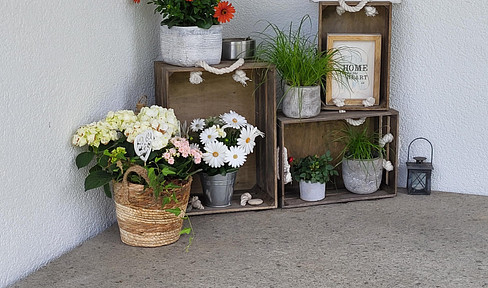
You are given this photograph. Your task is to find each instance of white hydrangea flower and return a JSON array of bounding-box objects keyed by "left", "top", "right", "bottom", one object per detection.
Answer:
[{"left": 105, "top": 110, "right": 137, "bottom": 131}]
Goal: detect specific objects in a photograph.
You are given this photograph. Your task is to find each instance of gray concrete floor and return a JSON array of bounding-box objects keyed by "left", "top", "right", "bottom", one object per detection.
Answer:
[{"left": 11, "top": 190, "right": 488, "bottom": 288}]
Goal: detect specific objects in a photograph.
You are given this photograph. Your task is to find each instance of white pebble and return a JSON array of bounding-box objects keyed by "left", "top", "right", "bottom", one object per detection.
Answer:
[{"left": 247, "top": 199, "right": 263, "bottom": 206}]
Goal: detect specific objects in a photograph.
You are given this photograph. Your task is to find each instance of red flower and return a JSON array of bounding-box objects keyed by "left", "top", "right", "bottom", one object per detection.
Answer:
[
  {"left": 185, "top": 0, "right": 193, "bottom": 1},
  {"left": 213, "top": 1, "right": 235, "bottom": 24},
  {"left": 133, "top": 0, "right": 141, "bottom": 3},
  {"left": 288, "top": 157, "right": 294, "bottom": 164}
]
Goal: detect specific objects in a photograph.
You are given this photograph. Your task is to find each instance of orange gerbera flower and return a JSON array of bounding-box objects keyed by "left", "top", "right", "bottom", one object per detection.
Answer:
[{"left": 213, "top": 1, "right": 235, "bottom": 24}]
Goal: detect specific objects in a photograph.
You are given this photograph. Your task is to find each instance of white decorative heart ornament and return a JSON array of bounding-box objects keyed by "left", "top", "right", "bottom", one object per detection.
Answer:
[{"left": 134, "top": 130, "right": 154, "bottom": 163}]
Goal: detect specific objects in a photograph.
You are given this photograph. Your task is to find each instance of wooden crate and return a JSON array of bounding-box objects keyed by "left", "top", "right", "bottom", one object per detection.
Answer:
[
  {"left": 155, "top": 61, "right": 277, "bottom": 215},
  {"left": 319, "top": 1, "right": 393, "bottom": 110},
  {"left": 277, "top": 109, "right": 399, "bottom": 208}
]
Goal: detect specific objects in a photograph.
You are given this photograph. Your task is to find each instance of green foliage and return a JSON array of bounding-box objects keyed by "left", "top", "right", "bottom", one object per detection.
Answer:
[
  {"left": 337, "top": 125, "right": 384, "bottom": 160},
  {"left": 148, "top": 0, "right": 220, "bottom": 28},
  {"left": 255, "top": 15, "right": 348, "bottom": 88},
  {"left": 291, "top": 151, "right": 338, "bottom": 184}
]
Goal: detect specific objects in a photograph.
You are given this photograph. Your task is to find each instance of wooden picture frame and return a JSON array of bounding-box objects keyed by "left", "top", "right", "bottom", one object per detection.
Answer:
[{"left": 326, "top": 33, "right": 382, "bottom": 107}]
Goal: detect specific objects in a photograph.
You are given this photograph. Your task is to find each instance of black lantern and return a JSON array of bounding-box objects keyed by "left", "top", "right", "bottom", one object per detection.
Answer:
[{"left": 406, "top": 137, "right": 433, "bottom": 195}]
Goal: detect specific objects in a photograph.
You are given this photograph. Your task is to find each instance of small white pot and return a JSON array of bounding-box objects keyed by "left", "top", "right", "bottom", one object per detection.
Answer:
[
  {"left": 299, "top": 180, "right": 326, "bottom": 201},
  {"left": 282, "top": 85, "right": 321, "bottom": 118},
  {"left": 160, "top": 25, "right": 222, "bottom": 67}
]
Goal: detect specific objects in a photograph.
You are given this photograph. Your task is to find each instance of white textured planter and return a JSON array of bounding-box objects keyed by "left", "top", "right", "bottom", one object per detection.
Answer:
[
  {"left": 282, "top": 85, "right": 321, "bottom": 118},
  {"left": 299, "top": 180, "right": 326, "bottom": 201},
  {"left": 342, "top": 157, "right": 383, "bottom": 194},
  {"left": 160, "top": 25, "right": 222, "bottom": 67}
]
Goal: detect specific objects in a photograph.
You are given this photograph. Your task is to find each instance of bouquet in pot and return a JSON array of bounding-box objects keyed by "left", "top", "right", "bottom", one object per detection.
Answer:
[
  {"left": 72, "top": 105, "right": 203, "bottom": 201},
  {"left": 188, "top": 110, "right": 264, "bottom": 176}
]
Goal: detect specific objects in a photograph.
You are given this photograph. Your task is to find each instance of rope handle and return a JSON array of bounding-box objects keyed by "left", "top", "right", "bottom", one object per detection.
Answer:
[
  {"left": 120, "top": 165, "right": 151, "bottom": 204},
  {"left": 195, "top": 58, "right": 244, "bottom": 75},
  {"left": 338, "top": 0, "right": 370, "bottom": 12}
]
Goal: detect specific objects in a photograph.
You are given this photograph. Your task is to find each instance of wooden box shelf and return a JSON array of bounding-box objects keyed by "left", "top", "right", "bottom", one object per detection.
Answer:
[
  {"left": 319, "top": 1, "right": 393, "bottom": 110},
  {"left": 154, "top": 61, "right": 277, "bottom": 215},
  {"left": 277, "top": 109, "right": 399, "bottom": 208}
]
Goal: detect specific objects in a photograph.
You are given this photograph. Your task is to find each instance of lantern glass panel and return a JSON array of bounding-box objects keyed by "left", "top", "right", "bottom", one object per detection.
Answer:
[{"left": 407, "top": 170, "right": 431, "bottom": 195}]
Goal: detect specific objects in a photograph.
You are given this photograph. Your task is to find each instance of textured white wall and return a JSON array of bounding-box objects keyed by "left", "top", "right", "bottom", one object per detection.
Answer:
[
  {"left": 2, "top": 0, "right": 488, "bottom": 286},
  {"left": 0, "top": 1, "right": 160, "bottom": 286},
  {"left": 389, "top": 1, "right": 488, "bottom": 195}
]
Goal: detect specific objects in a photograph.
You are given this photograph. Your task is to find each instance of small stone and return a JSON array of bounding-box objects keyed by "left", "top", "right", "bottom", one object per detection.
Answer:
[{"left": 247, "top": 199, "right": 263, "bottom": 206}]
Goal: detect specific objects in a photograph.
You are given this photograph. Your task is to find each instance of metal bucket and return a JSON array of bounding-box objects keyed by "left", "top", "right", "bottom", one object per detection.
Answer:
[
  {"left": 200, "top": 171, "right": 237, "bottom": 207},
  {"left": 221, "top": 38, "right": 255, "bottom": 60}
]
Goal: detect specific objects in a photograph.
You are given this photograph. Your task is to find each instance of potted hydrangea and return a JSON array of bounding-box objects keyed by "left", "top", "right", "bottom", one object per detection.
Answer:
[
  {"left": 72, "top": 105, "right": 203, "bottom": 247},
  {"left": 189, "top": 110, "right": 264, "bottom": 207},
  {"left": 134, "top": 0, "right": 236, "bottom": 66}
]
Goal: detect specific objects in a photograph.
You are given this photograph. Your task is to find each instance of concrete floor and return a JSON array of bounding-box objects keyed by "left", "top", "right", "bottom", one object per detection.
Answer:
[{"left": 11, "top": 190, "right": 488, "bottom": 288}]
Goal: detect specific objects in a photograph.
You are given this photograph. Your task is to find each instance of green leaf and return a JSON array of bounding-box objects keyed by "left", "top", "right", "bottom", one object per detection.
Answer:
[
  {"left": 166, "top": 208, "right": 181, "bottom": 216},
  {"left": 180, "top": 227, "right": 191, "bottom": 235},
  {"left": 76, "top": 152, "right": 95, "bottom": 169},
  {"left": 85, "top": 170, "right": 113, "bottom": 191},
  {"left": 103, "top": 183, "right": 112, "bottom": 198}
]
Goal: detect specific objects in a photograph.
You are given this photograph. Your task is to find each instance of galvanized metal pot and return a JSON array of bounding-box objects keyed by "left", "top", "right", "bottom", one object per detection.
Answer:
[
  {"left": 200, "top": 171, "right": 237, "bottom": 207},
  {"left": 342, "top": 157, "right": 383, "bottom": 194},
  {"left": 160, "top": 25, "right": 222, "bottom": 67},
  {"left": 282, "top": 85, "right": 321, "bottom": 118}
]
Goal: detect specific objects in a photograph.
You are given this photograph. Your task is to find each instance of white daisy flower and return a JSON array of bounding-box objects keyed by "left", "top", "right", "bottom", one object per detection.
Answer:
[
  {"left": 190, "top": 118, "right": 205, "bottom": 132},
  {"left": 202, "top": 141, "right": 229, "bottom": 168},
  {"left": 225, "top": 146, "right": 247, "bottom": 168},
  {"left": 221, "top": 110, "right": 247, "bottom": 129},
  {"left": 237, "top": 125, "right": 264, "bottom": 154},
  {"left": 200, "top": 126, "right": 219, "bottom": 146},
  {"left": 215, "top": 126, "right": 227, "bottom": 138}
]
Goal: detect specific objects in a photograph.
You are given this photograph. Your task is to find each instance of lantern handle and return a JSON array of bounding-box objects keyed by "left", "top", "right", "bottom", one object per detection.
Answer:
[{"left": 407, "top": 137, "right": 433, "bottom": 163}]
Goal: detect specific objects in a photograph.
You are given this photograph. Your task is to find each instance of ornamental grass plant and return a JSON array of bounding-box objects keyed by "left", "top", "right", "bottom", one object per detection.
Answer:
[
  {"left": 337, "top": 125, "right": 385, "bottom": 161},
  {"left": 255, "top": 15, "right": 348, "bottom": 88}
]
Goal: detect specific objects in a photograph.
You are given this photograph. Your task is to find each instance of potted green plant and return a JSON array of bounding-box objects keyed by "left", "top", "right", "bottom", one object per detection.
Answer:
[
  {"left": 337, "top": 124, "right": 393, "bottom": 194},
  {"left": 189, "top": 110, "right": 264, "bottom": 207},
  {"left": 290, "top": 151, "right": 338, "bottom": 201},
  {"left": 255, "top": 15, "right": 348, "bottom": 118},
  {"left": 72, "top": 105, "right": 203, "bottom": 247},
  {"left": 135, "top": 0, "right": 235, "bottom": 67}
]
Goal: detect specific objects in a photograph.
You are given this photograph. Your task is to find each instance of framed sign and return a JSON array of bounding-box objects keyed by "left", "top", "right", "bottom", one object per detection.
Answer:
[{"left": 326, "top": 33, "right": 381, "bottom": 107}]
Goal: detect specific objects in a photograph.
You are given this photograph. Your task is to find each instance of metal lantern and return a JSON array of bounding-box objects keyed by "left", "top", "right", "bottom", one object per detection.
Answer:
[{"left": 406, "top": 137, "right": 434, "bottom": 195}]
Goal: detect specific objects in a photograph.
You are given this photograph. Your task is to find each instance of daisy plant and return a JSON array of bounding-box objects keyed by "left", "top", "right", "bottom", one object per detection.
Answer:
[
  {"left": 189, "top": 110, "right": 264, "bottom": 176},
  {"left": 135, "top": 0, "right": 235, "bottom": 29}
]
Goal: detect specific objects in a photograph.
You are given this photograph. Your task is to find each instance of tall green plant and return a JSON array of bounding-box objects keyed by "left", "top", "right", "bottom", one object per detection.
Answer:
[
  {"left": 337, "top": 125, "right": 384, "bottom": 160},
  {"left": 255, "top": 15, "right": 348, "bottom": 88}
]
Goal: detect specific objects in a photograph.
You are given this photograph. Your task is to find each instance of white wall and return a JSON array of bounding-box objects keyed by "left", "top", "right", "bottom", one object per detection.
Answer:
[
  {"left": 1, "top": 0, "right": 487, "bottom": 286},
  {"left": 0, "top": 1, "right": 160, "bottom": 286},
  {"left": 389, "top": 1, "right": 488, "bottom": 194}
]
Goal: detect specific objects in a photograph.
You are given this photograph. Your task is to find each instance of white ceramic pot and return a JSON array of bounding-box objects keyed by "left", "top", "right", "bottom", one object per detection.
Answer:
[
  {"left": 282, "top": 85, "right": 321, "bottom": 119},
  {"left": 342, "top": 157, "right": 383, "bottom": 194},
  {"left": 299, "top": 180, "right": 326, "bottom": 201},
  {"left": 160, "top": 25, "right": 222, "bottom": 67}
]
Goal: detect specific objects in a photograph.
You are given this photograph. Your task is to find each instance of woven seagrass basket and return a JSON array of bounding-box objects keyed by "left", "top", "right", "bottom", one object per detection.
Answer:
[{"left": 113, "top": 165, "right": 192, "bottom": 247}]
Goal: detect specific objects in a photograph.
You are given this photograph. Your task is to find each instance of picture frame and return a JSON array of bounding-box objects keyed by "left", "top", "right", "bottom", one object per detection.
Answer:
[{"left": 326, "top": 33, "right": 382, "bottom": 107}]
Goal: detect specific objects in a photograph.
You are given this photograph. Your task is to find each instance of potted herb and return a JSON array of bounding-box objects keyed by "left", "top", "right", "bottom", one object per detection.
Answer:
[
  {"left": 255, "top": 15, "right": 347, "bottom": 118},
  {"left": 337, "top": 124, "right": 394, "bottom": 194},
  {"left": 290, "top": 151, "right": 338, "bottom": 201}
]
